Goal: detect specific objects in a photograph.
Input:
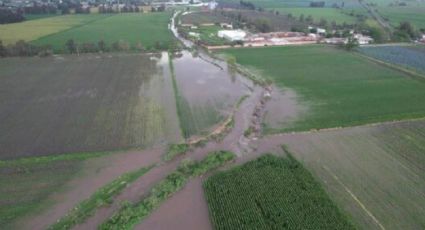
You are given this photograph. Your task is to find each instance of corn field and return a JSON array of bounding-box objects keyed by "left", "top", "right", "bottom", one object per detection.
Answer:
[{"left": 203, "top": 154, "right": 356, "bottom": 230}]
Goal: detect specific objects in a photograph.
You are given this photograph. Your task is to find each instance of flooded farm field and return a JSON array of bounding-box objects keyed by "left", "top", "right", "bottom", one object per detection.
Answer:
[
  {"left": 262, "top": 86, "right": 306, "bottom": 133},
  {"left": 171, "top": 50, "right": 252, "bottom": 138},
  {"left": 0, "top": 53, "right": 181, "bottom": 159},
  {"left": 255, "top": 119, "right": 425, "bottom": 230}
]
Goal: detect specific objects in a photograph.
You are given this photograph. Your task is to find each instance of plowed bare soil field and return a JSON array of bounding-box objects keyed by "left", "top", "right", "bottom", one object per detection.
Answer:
[{"left": 0, "top": 53, "right": 182, "bottom": 159}]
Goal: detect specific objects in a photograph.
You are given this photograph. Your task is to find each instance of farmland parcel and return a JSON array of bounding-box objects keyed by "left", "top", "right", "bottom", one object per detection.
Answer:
[
  {"left": 258, "top": 119, "right": 425, "bottom": 229},
  {"left": 31, "top": 13, "right": 175, "bottom": 52},
  {"left": 222, "top": 45, "right": 425, "bottom": 132},
  {"left": 358, "top": 45, "right": 425, "bottom": 74},
  {"left": 0, "top": 53, "right": 182, "bottom": 159},
  {"left": 0, "top": 14, "right": 108, "bottom": 45},
  {"left": 204, "top": 154, "right": 355, "bottom": 230}
]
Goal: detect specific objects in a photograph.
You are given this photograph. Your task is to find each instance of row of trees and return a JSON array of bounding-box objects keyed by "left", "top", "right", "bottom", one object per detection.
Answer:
[
  {"left": 393, "top": 21, "right": 421, "bottom": 41},
  {"left": 24, "top": 4, "right": 58, "bottom": 14},
  {"left": 0, "top": 40, "right": 52, "bottom": 57},
  {"left": 65, "top": 39, "right": 175, "bottom": 54},
  {"left": 0, "top": 8, "right": 24, "bottom": 24},
  {"left": 98, "top": 5, "right": 142, "bottom": 14},
  {"left": 0, "top": 39, "right": 176, "bottom": 58}
]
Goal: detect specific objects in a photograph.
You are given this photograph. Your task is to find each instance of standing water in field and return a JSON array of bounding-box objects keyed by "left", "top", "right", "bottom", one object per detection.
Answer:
[{"left": 170, "top": 50, "right": 253, "bottom": 138}]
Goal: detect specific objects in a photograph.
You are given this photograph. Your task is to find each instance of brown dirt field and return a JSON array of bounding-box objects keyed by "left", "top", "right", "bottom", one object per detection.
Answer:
[{"left": 135, "top": 177, "right": 212, "bottom": 230}]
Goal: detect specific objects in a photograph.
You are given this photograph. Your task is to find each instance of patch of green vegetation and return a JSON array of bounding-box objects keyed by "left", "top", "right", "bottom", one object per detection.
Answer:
[
  {"left": 203, "top": 153, "right": 355, "bottom": 230},
  {"left": 378, "top": 6, "right": 425, "bottom": 30},
  {"left": 0, "top": 151, "right": 109, "bottom": 168},
  {"left": 0, "top": 152, "right": 107, "bottom": 228},
  {"left": 100, "top": 150, "right": 235, "bottom": 230},
  {"left": 48, "top": 165, "right": 153, "bottom": 230},
  {"left": 236, "top": 95, "right": 249, "bottom": 108},
  {"left": 32, "top": 13, "right": 175, "bottom": 52},
  {"left": 169, "top": 52, "right": 192, "bottom": 138},
  {"left": 25, "top": 14, "right": 60, "bottom": 21},
  {"left": 0, "top": 14, "right": 107, "bottom": 45},
  {"left": 163, "top": 143, "right": 189, "bottom": 161},
  {"left": 222, "top": 45, "right": 425, "bottom": 132},
  {"left": 272, "top": 7, "right": 358, "bottom": 25},
  {"left": 243, "top": 126, "right": 254, "bottom": 137}
]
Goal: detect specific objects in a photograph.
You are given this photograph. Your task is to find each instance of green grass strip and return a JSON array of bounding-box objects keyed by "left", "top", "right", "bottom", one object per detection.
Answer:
[
  {"left": 100, "top": 150, "right": 235, "bottom": 230},
  {"left": 163, "top": 143, "right": 190, "bottom": 161},
  {"left": 0, "top": 151, "right": 111, "bottom": 168},
  {"left": 48, "top": 165, "right": 154, "bottom": 230}
]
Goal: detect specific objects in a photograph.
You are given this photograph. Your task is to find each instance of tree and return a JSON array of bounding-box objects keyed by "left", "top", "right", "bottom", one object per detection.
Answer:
[
  {"left": 0, "top": 40, "right": 7, "bottom": 57},
  {"left": 306, "top": 15, "right": 313, "bottom": 22},
  {"left": 0, "top": 8, "right": 25, "bottom": 24},
  {"left": 60, "top": 3, "right": 70, "bottom": 14},
  {"left": 65, "top": 39, "right": 77, "bottom": 53},
  {"left": 398, "top": 21, "right": 417, "bottom": 39},
  {"left": 368, "top": 26, "right": 385, "bottom": 43},
  {"left": 299, "top": 14, "right": 304, "bottom": 22},
  {"left": 254, "top": 18, "right": 271, "bottom": 33},
  {"left": 319, "top": 18, "right": 327, "bottom": 27},
  {"left": 98, "top": 40, "right": 106, "bottom": 52},
  {"left": 344, "top": 36, "right": 359, "bottom": 51}
]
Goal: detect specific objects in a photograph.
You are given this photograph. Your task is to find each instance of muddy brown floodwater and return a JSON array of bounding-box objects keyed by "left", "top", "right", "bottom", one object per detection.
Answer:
[
  {"left": 20, "top": 147, "right": 164, "bottom": 230},
  {"left": 135, "top": 177, "right": 212, "bottom": 230}
]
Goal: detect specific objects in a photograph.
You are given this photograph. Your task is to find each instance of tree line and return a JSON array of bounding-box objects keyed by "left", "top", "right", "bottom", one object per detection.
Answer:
[
  {"left": 0, "top": 8, "right": 24, "bottom": 24},
  {"left": 0, "top": 39, "right": 176, "bottom": 58}
]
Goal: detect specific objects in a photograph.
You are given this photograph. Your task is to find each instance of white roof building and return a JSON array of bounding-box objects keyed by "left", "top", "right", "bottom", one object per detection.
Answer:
[
  {"left": 208, "top": 1, "right": 218, "bottom": 10},
  {"left": 217, "top": 30, "right": 246, "bottom": 41},
  {"left": 353, "top": 34, "right": 373, "bottom": 45}
]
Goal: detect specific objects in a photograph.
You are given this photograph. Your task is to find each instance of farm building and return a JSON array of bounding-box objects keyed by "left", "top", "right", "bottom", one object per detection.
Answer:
[
  {"left": 208, "top": 1, "right": 218, "bottom": 10},
  {"left": 218, "top": 30, "right": 246, "bottom": 41},
  {"left": 243, "top": 32, "right": 317, "bottom": 47},
  {"left": 324, "top": 34, "right": 373, "bottom": 45},
  {"left": 354, "top": 34, "right": 373, "bottom": 45},
  {"left": 220, "top": 23, "right": 233, "bottom": 29}
]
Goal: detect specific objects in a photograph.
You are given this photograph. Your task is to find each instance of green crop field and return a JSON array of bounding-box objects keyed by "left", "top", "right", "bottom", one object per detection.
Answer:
[
  {"left": 0, "top": 14, "right": 107, "bottom": 45},
  {"left": 378, "top": 6, "right": 425, "bottom": 30},
  {"left": 32, "top": 12, "right": 175, "bottom": 52},
  {"left": 222, "top": 45, "right": 425, "bottom": 132},
  {"left": 279, "top": 119, "right": 425, "bottom": 229},
  {"left": 272, "top": 7, "right": 358, "bottom": 25},
  {"left": 0, "top": 53, "right": 182, "bottom": 159},
  {"left": 219, "top": 0, "right": 363, "bottom": 8},
  {"left": 204, "top": 154, "right": 355, "bottom": 229},
  {"left": 24, "top": 14, "right": 61, "bottom": 21}
]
